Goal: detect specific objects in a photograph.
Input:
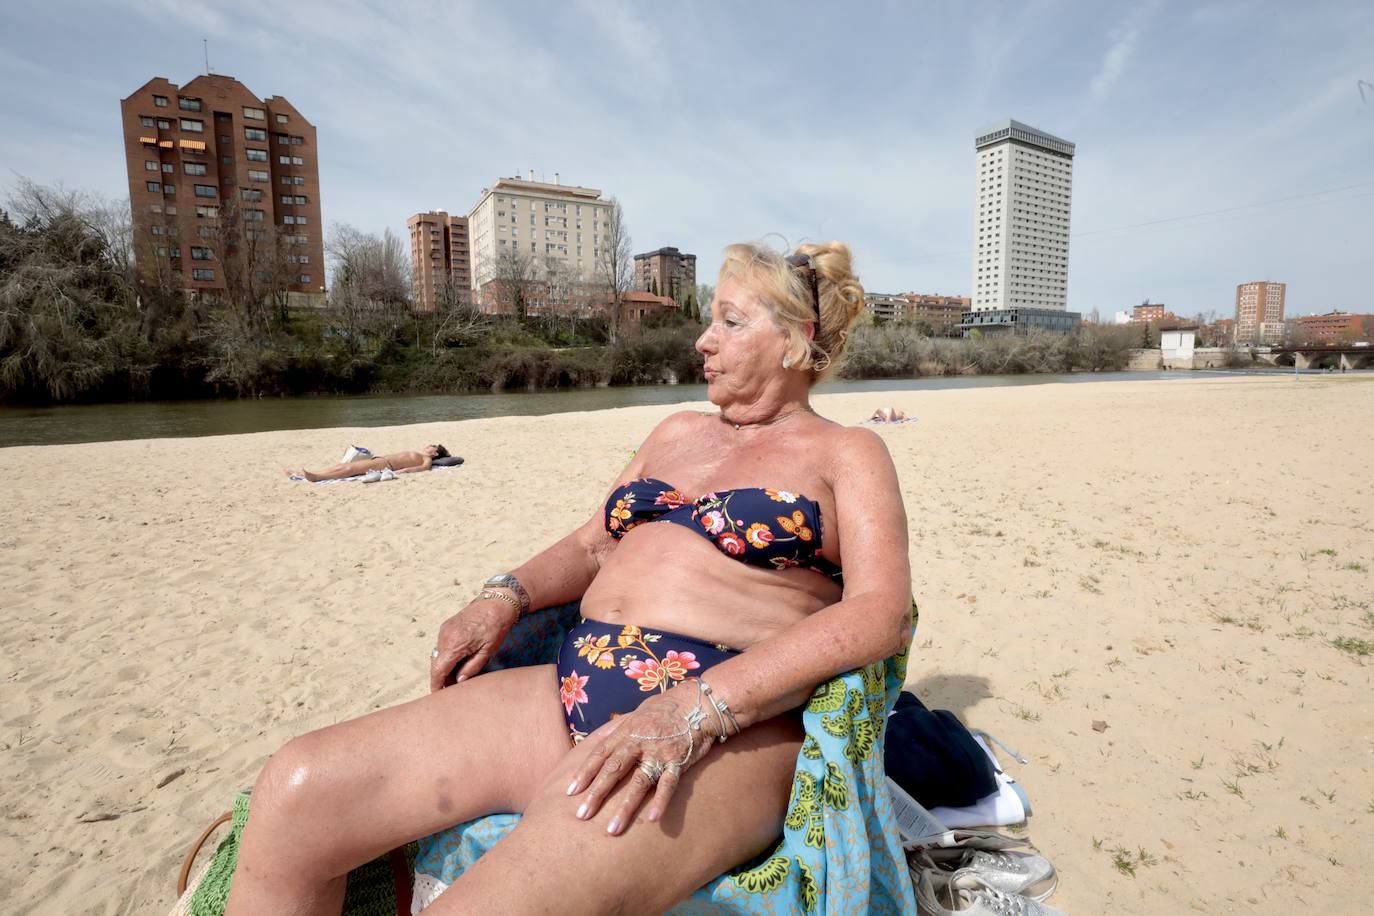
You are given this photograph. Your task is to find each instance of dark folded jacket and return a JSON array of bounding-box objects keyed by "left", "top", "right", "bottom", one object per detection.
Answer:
[{"left": 884, "top": 691, "right": 998, "bottom": 808}]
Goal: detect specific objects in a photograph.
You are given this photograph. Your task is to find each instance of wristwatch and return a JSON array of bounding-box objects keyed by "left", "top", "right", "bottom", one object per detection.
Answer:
[{"left": 483, "top": 573, "right": 530, "bottom": 615}]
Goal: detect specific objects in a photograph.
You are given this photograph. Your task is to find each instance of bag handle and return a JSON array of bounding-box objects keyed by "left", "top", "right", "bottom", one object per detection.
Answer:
[{"left": 177, "top": 810, "right": 233, "bottom": 896}]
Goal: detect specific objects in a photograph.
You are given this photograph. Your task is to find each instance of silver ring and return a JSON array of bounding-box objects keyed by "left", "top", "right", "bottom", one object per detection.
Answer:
[
  {"left": 665, "top": 762, "right": 682, "bottom": 779},
  {"left": 431, "top": 648, "right": 440, "bottom": 660},
  {"left": 637, "top": 760, "right": 664, "bottom": 785}
]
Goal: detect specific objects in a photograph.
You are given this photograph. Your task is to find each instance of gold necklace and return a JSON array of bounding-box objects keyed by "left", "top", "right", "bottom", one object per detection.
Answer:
[{"left": 719, "top": 405, "right": 814, "bottom": 431}]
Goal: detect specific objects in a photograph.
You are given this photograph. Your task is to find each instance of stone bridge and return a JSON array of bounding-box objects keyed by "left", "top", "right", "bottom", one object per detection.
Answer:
[{"left": 1257, "top": 346, "right": 1374, "bottom": 370}]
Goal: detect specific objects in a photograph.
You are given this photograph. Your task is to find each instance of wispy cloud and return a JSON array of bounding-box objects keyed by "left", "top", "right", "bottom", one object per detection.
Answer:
[{"left": 1088, "top": 4, "right": 1156, "bottom": 104}]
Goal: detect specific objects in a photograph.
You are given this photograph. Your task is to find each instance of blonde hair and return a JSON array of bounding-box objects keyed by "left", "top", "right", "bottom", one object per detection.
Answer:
[{"left": 717, "top": 240, "right": 866, "bottom": 382}]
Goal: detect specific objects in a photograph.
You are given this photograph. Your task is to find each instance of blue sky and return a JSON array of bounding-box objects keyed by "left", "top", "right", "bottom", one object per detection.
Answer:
[{"left": 2, "top": 0, "right": 1370, "bottom": 317}]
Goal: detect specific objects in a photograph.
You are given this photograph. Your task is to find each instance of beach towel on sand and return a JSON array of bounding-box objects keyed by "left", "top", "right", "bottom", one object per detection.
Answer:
[{"left": 412, "top": 602, "right": 920, "bottom": 915}]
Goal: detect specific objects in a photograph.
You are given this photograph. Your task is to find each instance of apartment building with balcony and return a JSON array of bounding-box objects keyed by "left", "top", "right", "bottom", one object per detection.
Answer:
[
  {"left": 633, "top": 246, "right": 697, "bottom": 302},
  {"left": 119, "top": 75, "right": 324, "bottom": 304},
  {"left": 467, "top": 173, "right": 611, "bottom": 312},
  {"left": 407, "top": 211, "right": 471, "bottom": 311},
  {"left": 1234, "top": 280, "right": 1285, "bottom": 344}
]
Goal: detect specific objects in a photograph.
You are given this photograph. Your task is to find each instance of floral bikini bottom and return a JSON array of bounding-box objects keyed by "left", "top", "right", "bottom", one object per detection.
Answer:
[{"left": 556, "top": 618, "right": 740, "bottom": 744}]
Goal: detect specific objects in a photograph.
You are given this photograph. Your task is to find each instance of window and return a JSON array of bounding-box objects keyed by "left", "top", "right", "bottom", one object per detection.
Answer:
[
  {"left": 294, "top": 215, "right": 307, "bottom": 224},
  {"left": 294, "top": 195, "right": 307, "bottom": 204},
  {"left": 192, "top": 268, "right": 214, "bottom": 281},
  {"left": 291, "top": 156, "right": 303, "bottom": 166},
  {"left": 150, "top": 225, "right": 164, "bottom": 236},
  {"left": 275, "top": 113, "right": 289, "bottom": 124},
  {"left": 162, "top": 163, "right": 174, "bottom": 173},
  {"left": 170, "top": 246, "right": 180, "bottom": 258},
  {"left": 220, "top": 134, "right": 231, "bottom": 144},
  {"left": 279, "top": 176, "right": 291, "bottom": 185},
  {"left": 190, "top": 246, "right": 212, "bottom": 260},
  {"left": 178, "top": 97, "right": 201, "bottom": 112},
  {"left": 140, "top": 116, "right": 155, "bottom": 128},
  {"left": 299, "top": 274, "right": 312, "bottom": 284},
  {"left": 222, "top": 155, "right": 233, "bottom": 166},
  {"left": 276, "top": 133, "right": 289, "bottom": 145},
  {"left": 242, "top": 106, "right": 265, "bottom": 120},
  {"left": 179, "top": 118, "right": 204, "bottom": 133},
  {"left": 292, "top": 176, "right": 304, "bottom": 186},
  {"left": 290, "top": 136, "right": 302, "bottom": 146},
  {"left": 240, "top": 189, "right": 261, "bottom": 202},
  {"left": 146, "top": 181, "right": 161, "bottom": 192},
  {"left": 148, "top": 203, "right": 163, "bottom": 214},
  {"left": 222, "top": 176, "right": 235, "bottom": 186},
  {"left": 195, "top": 205, "right": 218, "bottom": 219},
  {"left": 244, "top": 127, "right": 266, "bottom": 141},
  {"left": 248, "top": 169, "right": 268, "bottom": 182},
  {"left": 144, "top": 160, "right": 158, "bottom": 171},
  {"left": 156, "top": 118, "right": 172, "bottom": 130},
  {"left": 183, "top": 162, "right": 207, "bottom": 176},
  {"left": 246, "top": 149, "right": 267, "bottom": 162},
  {"left": 298, "top": 255, "right": 309, "bottom": 264},
  {"left": 154, "top": 95, "right": 168, "bottom": 107},
  {"left": 283, "top": 215, "right": 295, "bottom": 225},
  {"left": 244, "top": 209, "right": 264, "bottom": 221},
  {"left": 278, "top": 154, "right": 291, "bottom": 165},
  {"left": 280, "top": 194, "right": 294, "bottom": 205},
  {"left": 194, "top": 185, "right": 216, "bottom": 198},
  {"left": 165, "top": 205, "right": 177, "bottom": 216}
]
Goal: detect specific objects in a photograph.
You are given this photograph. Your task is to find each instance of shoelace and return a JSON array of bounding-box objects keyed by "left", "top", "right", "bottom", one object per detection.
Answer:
[
  {"left": 967, "top": 849, "right": 1026, "bottom": 873},
  {"left": 949, "top": 871, "right": 1036, "bottom": 915}
]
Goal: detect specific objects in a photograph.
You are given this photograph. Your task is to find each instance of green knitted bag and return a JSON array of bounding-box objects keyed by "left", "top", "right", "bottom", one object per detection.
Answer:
[{"left": 185, "top": 792, "right": 415, "bottom": 915}]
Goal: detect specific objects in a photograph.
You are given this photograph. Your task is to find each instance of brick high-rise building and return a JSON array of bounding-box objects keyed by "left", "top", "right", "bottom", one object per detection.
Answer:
[
  {"left": 1234, "top": 280, "right": 1285, "bottom": 344},
  {"left": 633, "top": 246, "right": 697, "bottom": 302},
  {"left": 120, "top": 76, "right": 324, "bottom": 303},
  {"left": 407, "top": 211, "right": 471, "bottom": 312}
]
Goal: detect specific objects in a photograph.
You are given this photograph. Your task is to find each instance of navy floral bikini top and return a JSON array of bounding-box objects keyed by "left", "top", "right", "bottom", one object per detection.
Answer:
[{"left": 604, "top": 477, "right": 844, "bottom": 584}]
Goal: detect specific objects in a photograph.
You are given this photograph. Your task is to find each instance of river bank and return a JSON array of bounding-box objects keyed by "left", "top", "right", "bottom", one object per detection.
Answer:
[{"left": 2, "top": 374, "right": 1372, "bottom": 914}]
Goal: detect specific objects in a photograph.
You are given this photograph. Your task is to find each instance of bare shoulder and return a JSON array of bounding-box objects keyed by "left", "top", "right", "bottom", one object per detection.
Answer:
[
  {"left": 644, "top": 409, "right": 711, "bottom": 444},
  {"left": 822, "top": 423, "right": 897, "bottom": 481}
]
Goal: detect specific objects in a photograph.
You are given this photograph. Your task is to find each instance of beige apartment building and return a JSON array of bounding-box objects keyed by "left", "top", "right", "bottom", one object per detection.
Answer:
[
  {"left": 634, "top": 246, "right": 697, "bottom": 301},
  {"left": 1234, "top": 280, "right": 1285, "bottom": 344},
  {"left": 467, "top": 173, "right": 611, "bottom": 311},
  {"left": 406, "top": 211, "right": 470, "bottom": 312},
  {"left": 119, "top": 74, "right": 324, "bottom": 304}
]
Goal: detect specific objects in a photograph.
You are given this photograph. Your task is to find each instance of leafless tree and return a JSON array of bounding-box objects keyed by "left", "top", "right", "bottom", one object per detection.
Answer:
[
  {"left": 595, "top": 197, "right": 633, "bottom": 347},
  {"left": 429, "top": 272, "right": 489, "bottom": 354},
  {"left": 487, "top": 243, "right": 540, "bottom": 318}
]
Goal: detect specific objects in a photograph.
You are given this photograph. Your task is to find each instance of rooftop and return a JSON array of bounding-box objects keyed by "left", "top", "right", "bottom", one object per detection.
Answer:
[{"left": 975, "top": 119, "right": 1075, "bottom": 157}]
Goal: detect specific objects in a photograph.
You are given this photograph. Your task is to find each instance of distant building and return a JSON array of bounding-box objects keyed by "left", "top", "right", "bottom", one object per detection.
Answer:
[
  {"left": 120, "top": 74, "right": 325, "bottom": 304},
  {"left": 1293, "top": 310, "right": 1369, "bottom": 344},
  {"left": 1111, "top": 310, "right": 1132, "bottom": 325},
  {"left": 863, "top": 292, "right": 968, "bottom": 335},
  {"left": 621, "top": 290, "right": 678, "bottom": 330},
  {"left": 1131, "top": 302, "right": 1175, "bottom": 323},
  {"left": 467, "top": 172, "right": 612, "bottom": 310},
  {"left": 406, "top": 211, "right": 470, "bottom": 312},
  {"left": 971, "top": 119, "right": 1075, "bottom": 313},
  {"left": 634, "top": 246, "right": 697, "bottom": 302},
  {"left": 959, "top": 306, "right": 1080, "bottom": 337},
  {"left": 1234, "top": 280, "right": 1285, "bottom": 345},
  {"left": 1200, "top": 318, "right": 1235, "bottom": 347}
]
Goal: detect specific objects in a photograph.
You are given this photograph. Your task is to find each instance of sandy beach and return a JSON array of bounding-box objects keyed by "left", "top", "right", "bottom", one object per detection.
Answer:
[{"left": 2, "top": 374, "right": 1372, "bottom": 915}]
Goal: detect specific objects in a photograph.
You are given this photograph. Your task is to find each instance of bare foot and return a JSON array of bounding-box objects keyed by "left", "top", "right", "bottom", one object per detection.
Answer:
[{"left": 285, "top": 468, "right": 318, "bottom": 481}]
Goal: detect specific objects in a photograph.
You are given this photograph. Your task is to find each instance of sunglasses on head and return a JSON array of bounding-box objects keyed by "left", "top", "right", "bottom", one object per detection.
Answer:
[{"left": 785, "top": 254, "right": 821, "bottom": 323}]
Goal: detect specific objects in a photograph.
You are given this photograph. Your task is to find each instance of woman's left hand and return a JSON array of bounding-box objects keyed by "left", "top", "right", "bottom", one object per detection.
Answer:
[{"left": 565, "top": 682, "right": 722, "bottom": 835}]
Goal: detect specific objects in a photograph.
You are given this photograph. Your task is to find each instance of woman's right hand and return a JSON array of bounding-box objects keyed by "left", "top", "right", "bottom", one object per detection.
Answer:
[{"left": 429, "top": 594, "right": 521, "bottom": 692}]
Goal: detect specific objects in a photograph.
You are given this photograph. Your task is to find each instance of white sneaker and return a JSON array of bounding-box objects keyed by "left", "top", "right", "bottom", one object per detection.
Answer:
[
  {"left": 378, "top": 468, "right": 396, "bottom": 481},
  {"left": 920, "top": 847, "right": 1057, "bottom": 901},
  {"left": 360, "top": 469, "right": 383, "bottom": 483},
  {"left": 914, "top": 867, "right": 1066, "bottom": 916}
]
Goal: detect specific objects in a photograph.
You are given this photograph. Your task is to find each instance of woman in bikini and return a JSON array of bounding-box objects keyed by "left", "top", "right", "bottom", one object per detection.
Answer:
[
  {"left": 285, "top": 444, "right": 449, "bottom": 481},
  {"left": 228, "top": 241, "right": 913, "bottom": 915}
]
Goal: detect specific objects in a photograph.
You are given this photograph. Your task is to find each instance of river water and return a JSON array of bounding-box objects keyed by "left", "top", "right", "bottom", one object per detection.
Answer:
[{"left": 0, "top": 370, "right": 1249, "bottom": 447}]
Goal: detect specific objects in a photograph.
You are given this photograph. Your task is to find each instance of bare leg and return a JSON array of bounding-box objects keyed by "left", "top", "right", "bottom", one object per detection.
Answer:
[
  {"left": 225, "top": 665, "right": 569, "bottom": 916},
  {"left": 286, "top": 457, "right": 391, "bottom": 482},
  {"left": 429, "top": 714, "right": 804, "bottom": 915}
]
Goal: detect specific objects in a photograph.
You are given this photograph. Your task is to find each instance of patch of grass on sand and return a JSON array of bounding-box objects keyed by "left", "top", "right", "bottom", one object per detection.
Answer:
[{"left": 1331, "top": 636, "right": 1371, "bottom": 657}]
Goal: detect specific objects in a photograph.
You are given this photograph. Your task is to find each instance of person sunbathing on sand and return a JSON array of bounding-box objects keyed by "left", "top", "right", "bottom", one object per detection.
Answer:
[
  {"left": 870, "top": 406, "right": 908, "bottom": 423},
  {"left": 286, "top": 444, "right": 449, "bottom": 481}
]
